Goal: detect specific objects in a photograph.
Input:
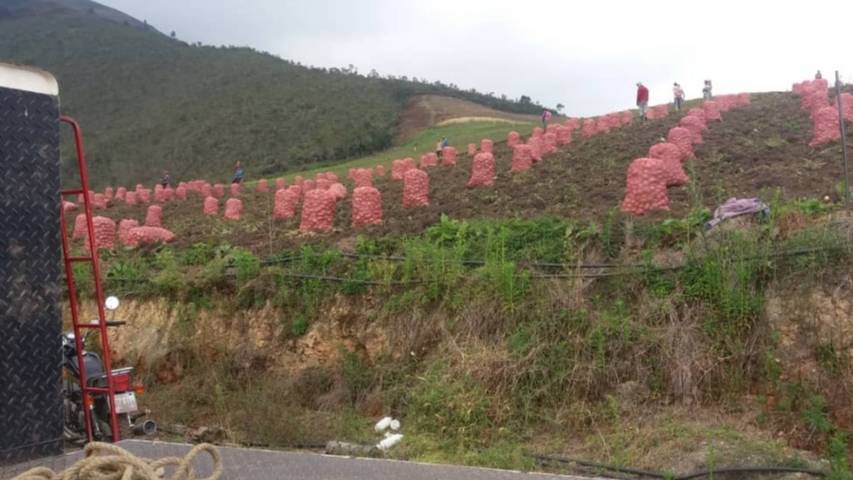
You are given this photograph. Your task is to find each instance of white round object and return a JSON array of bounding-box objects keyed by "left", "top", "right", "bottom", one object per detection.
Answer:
[
  {"left": 374, "top": 416, "right": 392, "bottom": 432},
  {"left": 105, "top": 296, "right": 120, "bottom": 311},
  {"left": 389, "top": 419, "right": 400, "bottom": 431},
  {"left": 377, "top": 433, "right": 403, "bottom": 451}
]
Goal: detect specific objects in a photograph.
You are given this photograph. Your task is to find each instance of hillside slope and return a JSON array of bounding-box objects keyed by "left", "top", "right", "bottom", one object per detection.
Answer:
[
  {"left": 0, "top": 2, "right": 544, "bottom": 187},
  {"left": 60, "top": 89, "right": 853, "bottom": 474},
  {"left": 88, "top": 91, "right": 852, "bottom": 254}
]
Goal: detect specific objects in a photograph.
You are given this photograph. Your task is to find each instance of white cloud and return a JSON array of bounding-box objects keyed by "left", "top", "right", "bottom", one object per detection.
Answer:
[{"left": 102, "top": 0, "right": 853, "bottom": 116}]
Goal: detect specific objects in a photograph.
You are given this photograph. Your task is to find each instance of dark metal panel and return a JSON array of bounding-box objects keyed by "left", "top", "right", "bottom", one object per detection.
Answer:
[{"left": 0, "top": 85, "right": 63, "bottom": 464}]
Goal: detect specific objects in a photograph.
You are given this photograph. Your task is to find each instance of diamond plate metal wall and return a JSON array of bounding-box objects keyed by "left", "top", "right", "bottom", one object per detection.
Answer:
[{"left": 0, "top": 85, "right": 64, "bottom": 464}]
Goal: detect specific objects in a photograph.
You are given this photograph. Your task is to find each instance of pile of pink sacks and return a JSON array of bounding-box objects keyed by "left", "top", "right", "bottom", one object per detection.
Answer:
[
  {"left": 622, "top": 94, "right": 752, "bottom": 216},
  {"left": 792, "top": 78, "right": 851, "bottom": 147},
  {"left": 579, "top": 110, "right": 634, "bottom": 138}
]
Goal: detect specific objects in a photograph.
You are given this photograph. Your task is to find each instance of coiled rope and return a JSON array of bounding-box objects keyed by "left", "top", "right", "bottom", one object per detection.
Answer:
[{"left": 13, "top": 442, "right": 222, "bottom": 480}]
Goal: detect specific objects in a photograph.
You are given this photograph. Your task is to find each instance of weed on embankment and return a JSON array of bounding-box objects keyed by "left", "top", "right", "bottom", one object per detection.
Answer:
[{"left": 89, "top": 202, "right": 853, "bottom": 473}]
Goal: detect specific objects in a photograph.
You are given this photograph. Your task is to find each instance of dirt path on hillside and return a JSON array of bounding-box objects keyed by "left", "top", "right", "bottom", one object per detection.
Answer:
[{"left": 396, "top": 95, "right": 542, "bottom": 141}]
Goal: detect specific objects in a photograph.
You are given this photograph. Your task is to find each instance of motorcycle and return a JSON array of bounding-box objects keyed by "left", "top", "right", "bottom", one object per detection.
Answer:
[{"left": 62, "top": 295, "right": 156, "bottom": 442}]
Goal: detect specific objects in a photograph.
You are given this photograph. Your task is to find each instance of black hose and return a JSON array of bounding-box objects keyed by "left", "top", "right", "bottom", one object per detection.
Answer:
[
  {"left": 676, "top": 466, "right": 826, "bottom": 479},
  {"left": 531, "top": 453, "right": 827, "bottom": 479},
  {"left": 531, "top": 454, "right": 666, "bottom": 478}
]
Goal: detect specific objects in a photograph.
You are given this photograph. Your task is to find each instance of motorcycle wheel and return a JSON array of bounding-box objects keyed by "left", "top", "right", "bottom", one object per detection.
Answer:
[{"left": 96, "top": 415, "right": 133, "bottom": 442}]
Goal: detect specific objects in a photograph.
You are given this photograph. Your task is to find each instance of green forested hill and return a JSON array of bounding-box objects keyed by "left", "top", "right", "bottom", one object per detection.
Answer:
[{"left": 0, "top": 4, "right": 542, "bottom": 187}]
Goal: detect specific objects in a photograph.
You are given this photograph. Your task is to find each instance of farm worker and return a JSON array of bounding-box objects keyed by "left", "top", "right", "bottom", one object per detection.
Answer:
[
  {"left": 160, "top": 170, "right": 172, "bottom": 188},
  {"left": 232, "top": 161, "right": 245, "bottom": 184},
  {"left": 815, "top": 70, "right": 822, "bottom": 80},
  {"left": 702, "top": 80, "right": 712, "bottom": 100},
  {"left": 672, "top": 83, "right": 685, "bottom": 111},
  {"left": 541, "top": 109, "right": 552, "bottom": 128},
  {"left": 435, "top": 140, "right": 443, "bottom": 160},
  {"left": 441, "top": 137, "right": 449, "bottom": 148},
  {"left": 636, "top": 82, "right": 649, "bottom": 120}
]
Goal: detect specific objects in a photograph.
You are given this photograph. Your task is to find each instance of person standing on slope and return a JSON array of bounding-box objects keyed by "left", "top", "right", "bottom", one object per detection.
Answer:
[
  {"left": 815, "top": 70, "right": 823, "bottom": 80},
  {"left": 702, "top": 80, "right": 713, "bottom": 100},
  {"left": 541, "top": 109, "right": 552, "bottom": 129},
  {"left": 636, "top": 82, "right": 649, "bottom": 120},
  {"left": 673, "top": 82, "right": 685, "bottom": 112},
  {"left": 232, "top": 161, "right": 245, "bottom": 184}
]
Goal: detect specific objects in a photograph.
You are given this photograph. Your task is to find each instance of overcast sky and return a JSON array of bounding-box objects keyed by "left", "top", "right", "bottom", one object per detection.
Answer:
[{"left": 101, "top": 0, "right": 853, "bottom": 117}]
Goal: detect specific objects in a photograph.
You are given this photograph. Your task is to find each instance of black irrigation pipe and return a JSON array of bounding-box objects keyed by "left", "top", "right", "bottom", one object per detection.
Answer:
[
  {"left": 531, "top": 454, "right": 665, "bottom": 479},
  {"left": 89, "top": 245, "right": 845, "bottom": 287},
  {"left": 676, "top": 466, "right": 826, "bottom": 479},
  {"left": 275, "top": 272, "right": 424, "bottom": 286},
  {"left": 257, "top": 245, "right": 839, "bottom": 273},
  {"left": 531, "top": 454, "right": 827, "bottom": 479},
  {"left": 102, "top": 271, "right": 424, "bottom": 286}
]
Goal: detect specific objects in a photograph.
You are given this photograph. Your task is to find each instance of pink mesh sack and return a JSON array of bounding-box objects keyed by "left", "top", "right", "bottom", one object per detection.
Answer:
[
  {"left": 528, "top": 137, "right": 543, "bottom": 163},
  {"left": 442, "top": 146, "right": 457, "bottom": 166},
  {"left": 402, "top": 168, "right": 429, "bottom": 208},
  {"left": 92, "top": 193, "right": 107, "bottom": 210},
  {"left": 687, "top": 108, "right": 706, "bottom": 123},
  {"left": 512, "top": 144, "right": 533, "bottom": 172},
  {"left": 137, "top": 189, "right": 151, "bottom": 204},
  {"left": 273, "top": 187, "right": 299, "bottom": 220},
  {"left": 316, "top": 178, "right": 332, "bottom": 190},
  {"left": 203, "top": 196, "right": 218, "bottom": 216},
  {"left": 329, "top": 183, "right": 347, "bottom": 201},
  {"left": 118, "top": 219, "right": 139, "bottom": 246},
  {"left": 810, "top": 106, "right": 841, "bottom": 147},
  {"left": 666, "top": 127, "right": 694, "bottom": 158},
  {"left": 621, "top": 158, "right": 671, "bottom": 215},
  {"left": 126, "top": 226, "right": 176, "bottom": 247},
  {"left": 420, "top": 152, "right": 438, "bottom": 168},
  {"left": 542, "top": 132, "right": 557, "bottom": 154},
  {"left": 703, "top": 101, "right": 722, "bottom": 121},
  {"left": 352, "top": 186, "right": 383, "bottom": 227},
  {"left": 145, "top": 205, "right": 162, "bottom": 227},
  {"left": 467, "top": 152, "right": 496, "bottom": 187},
  {"left": 648, "top": 143, "right": 689, "bottom": 186},
  {"left": 300, "top": 189, "right": 336, "bottom": 232},
  {"left": 507, "top": 131, "right": 520, "bottom": 147},
  {"left": 391, "top": 159, "right": 406, "bottom": 180},
  {"left": 224, "top": 198, "right": 243, "bottom": 220},
  {"left": 84, "top": 216, "right": 116, "bottom": 251},
  {"left": 72, "top": 213, "right": 87, "bottom": 240},
  {"left": 581, "top": 118, "right": 597, "bottom": 138},
  {"left": 352, "top": 168, "right": 374, "bottom": 187},
  {"left": 678, "top": 116, "right": 706, "bottom": 143}
]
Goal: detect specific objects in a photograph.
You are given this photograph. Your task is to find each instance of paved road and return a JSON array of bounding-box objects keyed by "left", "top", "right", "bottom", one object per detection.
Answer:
[{"left": 3, "top": 439, "right": 601, "bottom": 480}]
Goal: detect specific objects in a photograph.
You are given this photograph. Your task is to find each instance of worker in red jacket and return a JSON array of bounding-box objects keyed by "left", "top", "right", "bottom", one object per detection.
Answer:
[{"left": 636, "top": 82, "right": 649, "bottom": 120}]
